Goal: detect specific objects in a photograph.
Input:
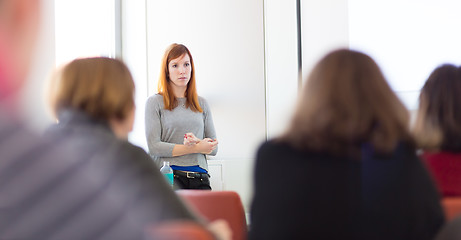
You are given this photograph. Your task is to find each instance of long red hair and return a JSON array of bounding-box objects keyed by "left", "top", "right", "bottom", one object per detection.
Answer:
[{"left": 157, "top": 43, "right": 202, "bottom": 112}]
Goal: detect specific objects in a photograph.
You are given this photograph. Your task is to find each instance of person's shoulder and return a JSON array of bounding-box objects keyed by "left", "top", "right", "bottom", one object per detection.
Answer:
[
  {"left": 257, "top": 139, "right": 336, "bottom": 161},
  {"left": 119, "top": 140, "right": 148, "bottom": 155},
  {"left": 197, "top": 95, "right": 210, "bottom": 105},
  {"left": 115, "top": 140, "right": 159, "bottom": 169},
  {"left": 116, "top": 140, "right": 152, "bottom": 159},
  {"left": 257, "top": 139, "right": 294, "bottom": 158},
  {"left": 147, "top": 94, "right": 164, "bottom": 104},
  {"left": 146, "top": 94, "right": 164, "bottom": 110},
  {"left": 258, "top": 139, "right": 283, "bottom": 150},
  {"left": 0, "top": 112, "right": 68, "bottom": 155},
  {"left": 197, "top": 96, "right": 211, "bottom": 111},
  {"left": 0, "top": 115, "right": 85, "bottom": 171},
  {"left": 0, "top": 117, "right": 45, "bottom": 156}
]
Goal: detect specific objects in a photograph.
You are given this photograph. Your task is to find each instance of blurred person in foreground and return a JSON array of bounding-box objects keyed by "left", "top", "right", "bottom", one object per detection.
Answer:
[
  {"left": 0, "top": 0, "right": 40, "bottom": 105},
  {"left": 1, "top": 0, "right": 45, "bottom": 236},
  {"left": 249, "top": 49, "right": 444, "bottom": 240},
  {"left": 0, "top": 0, "right": 230, "bottom": 238},
  {"left": 412, "top": 64, "right": 461, "bottom": 197},
  {"left": 42, "top": 57, "right": 196, "bottom": 239}
]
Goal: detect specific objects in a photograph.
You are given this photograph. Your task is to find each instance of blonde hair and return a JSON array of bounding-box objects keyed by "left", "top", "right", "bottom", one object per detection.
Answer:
[
  {"left": 281, "top": 49, "right": 411, "bottom": 156},
  {"left": 157, "top": 43, "right": 202, "bottom": 112},
  {"left": 48, "top": 57, "right": 135, "bottom": 121}
]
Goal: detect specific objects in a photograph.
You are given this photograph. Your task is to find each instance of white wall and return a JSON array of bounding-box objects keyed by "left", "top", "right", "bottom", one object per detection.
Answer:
[
  {"left": 122, "top": 0, "right": 149, "bottom": 150},
  {"left": 264, "top": 0, "right": 299, "bottom": 139},
  {"left": 301, "top": 0, "right": 350, "bottom": 82},
  {"left": 348, "top": 0, "right": 461, "bottom": 110},
  {"left": 54, "top": 0, "right": 116, "bottom": 65},
  {"left": 300, "top": 0, "right": 461, "bottom": 110}
]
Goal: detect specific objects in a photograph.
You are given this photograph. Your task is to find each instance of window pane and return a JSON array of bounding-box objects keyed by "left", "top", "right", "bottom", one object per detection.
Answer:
[
  {"left": 55, "top": 0, "right": 116, "bottom": 66},
  {"left": 349, "top": 0, "right": 461, "bottom": 109}
]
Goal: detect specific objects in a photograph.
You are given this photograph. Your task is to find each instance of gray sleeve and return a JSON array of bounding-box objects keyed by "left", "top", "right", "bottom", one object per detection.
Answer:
[
  {"left": 145, "top": 96, "right": 175, "bottom": 157},
  {"left": 202, "top": 98, "right": 218, "bottom": 156}
]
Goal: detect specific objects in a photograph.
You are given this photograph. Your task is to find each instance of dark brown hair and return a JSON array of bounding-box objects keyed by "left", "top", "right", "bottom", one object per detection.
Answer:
[
  {"left": 157, "top": 43, "right": 202, "bottom": 112},
  {"left": 280, "top": 49, "right": 411, "bottom": 156},
  {"left": 48, "top": 57, "right": 135, "bottom": 121},
  {"left": 413, "top": 64, "right": 461, "bottom": 152}
]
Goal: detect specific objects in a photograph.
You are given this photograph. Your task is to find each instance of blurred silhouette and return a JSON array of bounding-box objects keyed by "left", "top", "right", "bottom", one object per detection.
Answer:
[
  {"left": 0, "top": 0, "right": 50, "bottom": 237},
  {"left": 0, "top": 0, "right": 40, "bottom": 102},
  {"left": 41, "top": 57, "right": 197, "bottom": 239},
  {"left": 249, "top": 49, "right": 444, "bottom": 240},
  {"left": 145, "top": 43, "right": 218, "bottom": 190},
  {"left": 413, "top": 64, "right": 461, "bottom": 197}
]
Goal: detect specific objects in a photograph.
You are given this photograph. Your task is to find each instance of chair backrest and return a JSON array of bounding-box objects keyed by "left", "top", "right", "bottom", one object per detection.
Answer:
[
  {"left": 176, "top": 190, "right": 247, "bottom": 240},
  {"left": 442, "top": 197, "right": 461, "bottom": 221},
  {"left": 146, "top": 221, "right": 215, "bottom": 240}
]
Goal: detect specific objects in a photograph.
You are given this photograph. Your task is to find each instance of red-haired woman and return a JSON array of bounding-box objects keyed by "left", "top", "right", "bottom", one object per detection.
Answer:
[{"left": 145, "top": 43, "right": 218, "bottom": 190}]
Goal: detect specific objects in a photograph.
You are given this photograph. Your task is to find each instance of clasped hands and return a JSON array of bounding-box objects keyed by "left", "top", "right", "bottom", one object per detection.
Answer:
[{"left": 183, "top": 133, "right": 218, "bottom": 154}]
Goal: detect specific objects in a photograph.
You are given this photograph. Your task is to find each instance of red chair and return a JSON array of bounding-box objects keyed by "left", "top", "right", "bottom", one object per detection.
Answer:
[
  {"left": 177, "top": 190, "right": 247, "bottom": 240},
  {"left": 441, "top": 197, "right": 461, "bottom": 221},
  {"left": 146, "top": 220, "right": 215, "bottom": 240}
]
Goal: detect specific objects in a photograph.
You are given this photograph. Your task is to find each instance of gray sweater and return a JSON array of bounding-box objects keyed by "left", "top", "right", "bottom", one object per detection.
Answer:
[{"left": 145, "top": 94, "right": 217, "bottom": 171}]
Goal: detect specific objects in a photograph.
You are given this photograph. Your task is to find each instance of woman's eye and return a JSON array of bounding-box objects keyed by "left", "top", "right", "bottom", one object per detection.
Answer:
[
  {"left": 172, "top": 64, "right": 177, "bottom": 68},
  {"left": 185, "top": 63, "right": 190, "bottom": 67}
]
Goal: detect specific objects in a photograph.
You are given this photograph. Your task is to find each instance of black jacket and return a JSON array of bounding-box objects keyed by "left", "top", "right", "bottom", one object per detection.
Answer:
[{"left": 249, "top": 140, "right": 444, "bottom": 240}]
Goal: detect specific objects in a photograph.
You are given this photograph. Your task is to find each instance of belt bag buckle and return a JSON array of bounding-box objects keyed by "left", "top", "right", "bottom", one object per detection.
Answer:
[{"left": 186, "top": 172, "right": 195, "bottom": 178}]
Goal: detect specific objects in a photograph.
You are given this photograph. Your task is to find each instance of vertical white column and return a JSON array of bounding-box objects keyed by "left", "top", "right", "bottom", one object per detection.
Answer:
[
  {"left": 301, "top": 0, "right": 350, "bottom": 81},
  {"left": 122, "top": 0, "right": 149, "bottom": 150},
  {"left": 264, "top": 0, "right": 299, "bottom": 139}
]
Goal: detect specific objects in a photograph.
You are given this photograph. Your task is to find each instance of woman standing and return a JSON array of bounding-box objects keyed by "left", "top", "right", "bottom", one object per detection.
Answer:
[
  {"left": 413, "top": 64, "right": 461, "bottom": 197},
  {"left": 145, "top": 43, "right": 218, "bottom": 190},
  {"left": 249, "top": 49, "right": 444, "bottom": 240}
]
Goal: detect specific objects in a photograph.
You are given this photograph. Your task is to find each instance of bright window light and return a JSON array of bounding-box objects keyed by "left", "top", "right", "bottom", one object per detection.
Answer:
[
  {"left": 54, "top": 0, "right": 116, "bottom": 66},
  {"left": 349, "top": 0, "right": 461, "bottom": 109}
]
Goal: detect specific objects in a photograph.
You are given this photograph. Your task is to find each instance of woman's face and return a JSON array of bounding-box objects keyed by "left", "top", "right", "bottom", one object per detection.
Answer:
[{"left": 168, "top": 53, "right": 191, "bottom": 89}]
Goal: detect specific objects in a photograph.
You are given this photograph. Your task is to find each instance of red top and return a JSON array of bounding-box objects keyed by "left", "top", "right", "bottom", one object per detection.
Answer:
[{"left": 422, "top": 151, "right": 461, "bottom": 197}]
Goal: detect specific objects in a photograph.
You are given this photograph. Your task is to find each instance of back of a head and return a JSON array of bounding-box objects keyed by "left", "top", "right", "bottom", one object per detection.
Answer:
[
  {"left": 48, "top": 57, "right": 135, "bottom": 122},
  {"left": 413, "top": 64, "right": 461, "bottom": 151},
  {"left": 282, "top": 49, "right": 410, "bottom": 156}
]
